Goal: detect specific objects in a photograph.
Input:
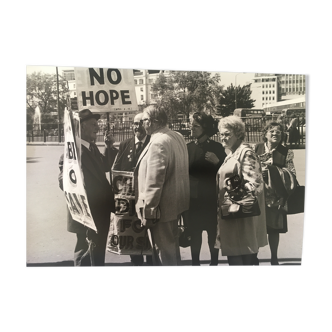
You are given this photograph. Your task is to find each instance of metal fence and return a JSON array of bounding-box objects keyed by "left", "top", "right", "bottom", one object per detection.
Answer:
[{"left": 26, "top": 116, "right": 306, "bottom": 147}]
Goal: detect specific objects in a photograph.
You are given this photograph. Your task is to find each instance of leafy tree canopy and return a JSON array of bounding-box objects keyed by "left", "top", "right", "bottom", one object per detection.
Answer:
[
  {"left": 26, "top": 72, "right": 69, "bottom": 124},
  {"left": 217, "top": 83, "right": 255, "bottom": 117},
  {"left": 151, "top": 71, "right": 223, "bottom": 120}
]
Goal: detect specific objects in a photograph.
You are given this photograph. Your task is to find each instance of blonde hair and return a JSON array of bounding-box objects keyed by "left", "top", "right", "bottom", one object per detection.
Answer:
[{"left": 218, "top": 115, "right": 246, "bottom": 140}]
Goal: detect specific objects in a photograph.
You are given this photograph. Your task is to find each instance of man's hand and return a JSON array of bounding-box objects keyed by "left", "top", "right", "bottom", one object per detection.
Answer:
[
  {"left": 141, "top": 218, "right": 159, "bottom": 228},
  {"left": 104, "top": 130, "right": 115, "bottom": 147}
]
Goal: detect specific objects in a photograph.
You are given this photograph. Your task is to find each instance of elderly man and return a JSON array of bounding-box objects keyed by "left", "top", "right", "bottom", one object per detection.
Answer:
[
  {"left": 59, "top": 109, "right": 118, "bottom": 266},
  {"left": 112, "top": 113, "right": 152, "bottom": 266},
  {"left": 134, "top": 106, "right": 190, "bottom": 265}
]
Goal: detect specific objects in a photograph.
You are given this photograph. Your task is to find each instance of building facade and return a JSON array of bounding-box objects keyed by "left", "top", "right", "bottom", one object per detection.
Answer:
[
  {"left": 251, "top": 73, "right": 306, "bottom": 109},
  {"left": 133, "top": 69, "right": 170, "bottom": 105},
  {"left": 251, "top": 74, "right": 279, "bottom": 109}
]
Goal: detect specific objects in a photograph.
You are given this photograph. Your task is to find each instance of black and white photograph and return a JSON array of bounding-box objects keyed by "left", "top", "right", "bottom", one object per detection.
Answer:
[{"left": 26, "top": 66, "right": 306, "bottom": 267}]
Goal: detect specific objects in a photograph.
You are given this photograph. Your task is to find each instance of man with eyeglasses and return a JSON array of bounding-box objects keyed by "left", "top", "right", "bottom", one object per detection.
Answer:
[
  {"left": 134, "top": 106, "right": 190, "bottom": 265},
  {"left": 112, "top": 112, "right": 152, "bottom": 265}
]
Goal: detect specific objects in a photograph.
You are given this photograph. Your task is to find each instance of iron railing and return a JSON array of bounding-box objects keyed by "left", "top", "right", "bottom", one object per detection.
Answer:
[{"left": 26, "top": 117, "right": 306, "bottom": 147}]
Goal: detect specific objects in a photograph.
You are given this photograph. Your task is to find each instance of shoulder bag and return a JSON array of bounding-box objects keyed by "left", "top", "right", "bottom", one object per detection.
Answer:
[
  {"left": 220, "top": 147, "right": 261, "bottom": 220},
  {"left": 287, "top": 180, "right": 305, "bottom": 214}
]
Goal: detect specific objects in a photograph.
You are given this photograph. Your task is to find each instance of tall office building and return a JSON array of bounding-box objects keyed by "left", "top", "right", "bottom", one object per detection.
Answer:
[
  {"left": 251, "top": 73, "right": 306, "bottom": 109},
  {"left": 251, "top": 74, "right": 279, "bottom": 108}
]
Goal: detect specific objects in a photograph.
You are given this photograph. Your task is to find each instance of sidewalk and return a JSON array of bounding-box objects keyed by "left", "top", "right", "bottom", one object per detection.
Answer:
[{"left": 26, "top": 145, "right": 305, "bottom": 266}]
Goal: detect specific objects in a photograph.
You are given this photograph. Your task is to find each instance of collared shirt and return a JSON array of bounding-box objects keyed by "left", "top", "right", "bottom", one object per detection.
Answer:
[
  {"left": 134, "top": 135, "right": 147, "bottom": 146},
  {"left": 80, "top": 138, "right": 90, "bottom": 150}
]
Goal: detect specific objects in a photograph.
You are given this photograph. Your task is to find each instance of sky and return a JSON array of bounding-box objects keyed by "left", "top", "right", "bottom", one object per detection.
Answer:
[{"left": 26, "top": 65, "right": 256, "bottom": 88}]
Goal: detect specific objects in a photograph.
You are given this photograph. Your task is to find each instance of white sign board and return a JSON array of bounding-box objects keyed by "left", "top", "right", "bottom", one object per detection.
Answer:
[
  {"left": 63, "top": 109, "right": 97, "bottom": 232},
  {"left": 74, "top": 67, "right": 138, "bottom": 113}
]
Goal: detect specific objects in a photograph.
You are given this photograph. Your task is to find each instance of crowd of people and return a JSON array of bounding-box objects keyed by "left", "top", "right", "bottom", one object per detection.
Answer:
[{"left": 59, "top": 105, "right": 300, "bottom": 266}]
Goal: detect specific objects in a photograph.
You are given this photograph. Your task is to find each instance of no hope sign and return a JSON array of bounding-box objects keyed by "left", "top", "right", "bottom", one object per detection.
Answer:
[{"left": 74, "top": 67, "right": 138, "bottom": 113}]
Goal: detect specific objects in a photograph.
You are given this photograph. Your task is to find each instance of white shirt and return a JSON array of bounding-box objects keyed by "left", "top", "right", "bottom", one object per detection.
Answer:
[
  {"left": 80, "top": 138, "right": 90, "bottom": 150},
  {"left": 135, "top": 135, "right": 147, "bottom": 146}
]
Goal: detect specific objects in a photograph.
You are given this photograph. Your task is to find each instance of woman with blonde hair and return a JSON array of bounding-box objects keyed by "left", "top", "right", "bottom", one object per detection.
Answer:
[{"left": 215, "top": 116, "right": 267, "bottom": 265}]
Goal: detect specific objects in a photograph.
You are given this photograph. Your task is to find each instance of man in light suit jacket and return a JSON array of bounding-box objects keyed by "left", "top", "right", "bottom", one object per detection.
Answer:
[
  {"left": 112, "top": 113, "right": 152, "bottom": 266},
  {"left": 134, "top": 106, "right": 190, "bottom": 265}
]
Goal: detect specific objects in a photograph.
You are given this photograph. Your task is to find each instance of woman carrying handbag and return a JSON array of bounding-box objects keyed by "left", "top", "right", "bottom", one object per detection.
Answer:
[{"left": 215, "top": 116, "right": 267, "bottom": 266}]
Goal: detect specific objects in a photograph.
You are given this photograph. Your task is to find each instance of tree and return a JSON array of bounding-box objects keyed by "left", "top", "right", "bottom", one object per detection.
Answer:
[
  {"left": 151, "top": 71, "right": 223, "bottom": 120},
  {"left": 26, "top": 71, "right": 69, "bottom": 125},
  {"left": 216, "top": 83, "right": 256, "bottom": 117}
]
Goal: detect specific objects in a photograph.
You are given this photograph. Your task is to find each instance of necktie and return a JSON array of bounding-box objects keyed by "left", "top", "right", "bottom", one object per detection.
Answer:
[
  {"left": 89, "top": 143, "right": 102, "bottom": 161},
  {"left": 136, "top": 141, "right": 143, "bottom": 158}
]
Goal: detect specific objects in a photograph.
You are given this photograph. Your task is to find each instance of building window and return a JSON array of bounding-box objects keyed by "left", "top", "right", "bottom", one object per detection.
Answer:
[
  {"left": 269, "top": 97, "right": 271, "bottom": 100},
  {"left": 269, "top": 91, "right": 271, "bottom": 94},
  {"left": 139, "top": 79, "right": 143, "bottom": 84},
  {"left": 140, "top": 95, "right": 144, "bottom": 100},
  {"left": 272, "top": 84, "right": 274, "bottom": 88},
  {"left": 273, "top": 90, "right": 275, "bottom": 94},
  {"left": 262, "top": 91, "right": 264, "bottom": 94},
  {"left": 262, "top": 97, "right": 264, "bottom": 100},
  {"left": 134, "top": 80, "right": 137, "bottom": 85},
  {"left": 273, "top": 97, "right": 275, "bottom": 100},
  {"left": 262, "top": 84, "right": 264, "bottom": 88},
  {"left": 73, "top": 92, "right": 76, "bottom": 96},
  {"left": 73, "top": 84, "right": 75, "bottom": 88},
  {"left": 140, "top": 87, "right": 143, "bottom": 92}
]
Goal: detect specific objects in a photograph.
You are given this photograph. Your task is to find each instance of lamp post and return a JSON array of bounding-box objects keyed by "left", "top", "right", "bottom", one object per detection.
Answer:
[
  {"left": 56, "top": 67, "right": 61, "bottom": 143},
  {"left": 234, "top": 73, "right": 240, "bottom": 109}
]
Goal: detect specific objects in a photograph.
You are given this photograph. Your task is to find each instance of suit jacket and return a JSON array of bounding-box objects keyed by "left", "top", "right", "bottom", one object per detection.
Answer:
[
  {"left": 113, "top": 135, "right": 151, "bottom": 172},
  {"left": 134, "top": 127, "right": 190, "bottom": 223},
  {"left": 58, "top": 144, "right": 118, "bottom": 234}
]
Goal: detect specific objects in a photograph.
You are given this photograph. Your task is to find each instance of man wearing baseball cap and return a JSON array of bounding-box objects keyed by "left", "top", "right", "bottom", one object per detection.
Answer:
[{"left": 59, "top": 109, "right": 118, "bottom": 266}]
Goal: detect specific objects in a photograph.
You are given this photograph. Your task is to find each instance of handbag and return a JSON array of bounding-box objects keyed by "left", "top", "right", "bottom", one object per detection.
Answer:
[
  {"left": 178, "top": 215, "right": 191, "bottom": 248},
  {"left": 220, "top": 194, "right": 261, "bottom": 220},
  {"left": 287, "top": 182, "right": 305, "bottom": 214},
  {"left": 220, "top": 148, "right": 261, "bottom": 220}
]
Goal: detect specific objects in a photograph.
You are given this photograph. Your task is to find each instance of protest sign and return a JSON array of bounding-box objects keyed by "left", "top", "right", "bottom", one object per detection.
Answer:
[
  {"left": 63, "top": 108, "right": 96, "bottom": 232},
  {"left": 107, "top": 170, "right": 152, "bottom": 255},
  {"left": 74, "top": 67, "right": 138, "bottom": 113}
]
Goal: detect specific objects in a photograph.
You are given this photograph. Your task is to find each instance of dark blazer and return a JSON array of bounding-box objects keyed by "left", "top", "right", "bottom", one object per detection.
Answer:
[
  {"left": 58, "top": 144, "right": 118, "bottom": 234},
  {"left": 113, "top": 135, "right": 150, "bottom": 172}
]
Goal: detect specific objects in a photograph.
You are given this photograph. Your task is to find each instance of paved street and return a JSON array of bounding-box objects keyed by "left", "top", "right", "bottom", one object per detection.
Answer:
[{"left": 26, "top": 143, "right": 306, "bottom": 266}]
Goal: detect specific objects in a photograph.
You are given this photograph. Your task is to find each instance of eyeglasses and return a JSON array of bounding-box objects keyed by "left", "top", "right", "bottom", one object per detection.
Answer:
[
  {"left": 219, "top": 132, "right": 232, "bottom": 138},
  {"left": 133, "top": 122, "right": 142, "bottom": 126}
]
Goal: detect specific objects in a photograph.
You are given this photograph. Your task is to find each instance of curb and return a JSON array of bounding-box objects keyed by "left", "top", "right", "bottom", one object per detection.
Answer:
[{"left": 26, "top": 142, "right": 121, "bottom": 148}]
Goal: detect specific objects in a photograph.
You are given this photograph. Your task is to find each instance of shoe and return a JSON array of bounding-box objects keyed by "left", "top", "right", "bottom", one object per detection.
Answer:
[{"left": 271, "top": 258, "right": 279, "bottom": 265}]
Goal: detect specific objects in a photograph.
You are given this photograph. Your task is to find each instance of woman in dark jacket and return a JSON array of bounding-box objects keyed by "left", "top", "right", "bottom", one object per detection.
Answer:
[{"left": 185, "top": 112, "right": 227, "bottom": 265}]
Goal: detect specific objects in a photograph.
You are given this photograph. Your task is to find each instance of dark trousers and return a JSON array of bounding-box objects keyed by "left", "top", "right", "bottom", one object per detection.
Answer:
[
  {"left": 130, "top": 255, "right": 153, "bottom": 266},
  {"left": 190, "top": 223, "right": 219, "bottom": 266},
  {"left": 74, "top": 228, "right": 108, "bottom": 266}
]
